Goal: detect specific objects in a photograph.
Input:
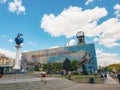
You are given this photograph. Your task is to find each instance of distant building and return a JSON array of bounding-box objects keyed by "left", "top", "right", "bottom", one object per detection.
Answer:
[
  {"left": 0, "top": 53, "right": 13, "bottom": 73},
  {"left": 21, "top": 31, "right": 98, "bottom": 72},
  {"left": 0, "top": 54, "right": 13, "bottom": 66}
]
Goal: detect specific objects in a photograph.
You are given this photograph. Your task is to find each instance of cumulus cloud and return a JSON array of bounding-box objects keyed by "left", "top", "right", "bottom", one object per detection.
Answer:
[
  {"left": 40, "top": 6, "right": 120, "bottom": 48},
  {"left": 41, "top": 6, "right": 107, "bottom": 38},
  {"left": 8, "top": 39, "right": 13, "bottom": 43},
  {"left": 0, "top": 48, "right": 16, "bottom": 59},
  {"left": 85, "top": 0, "right": 94, "bottom": 5},
  {"left": 0, "top": 0, "right": 6, "bottom": 3},
  {"left": 8, "top": 0, "right": 26, "bottom": 14},
  {"left": 93, "top": 18, "right": 120, "bottom": 48},
  {"left": 114, "top": 4, "right": 120, "bottom": 18},
  {"left": 50, "top": 39, "right": 76, "bottom": 49},
  {"left": 66, "top": 39, "right": 76, "bottom": 46},
  {"left": 96, "top": 49, "right": 120, "bottom": 66}
]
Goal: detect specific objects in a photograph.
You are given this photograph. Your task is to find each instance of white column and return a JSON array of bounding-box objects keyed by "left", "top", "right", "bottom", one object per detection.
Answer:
[{"left": 13, "top": 46, "right": 21, "bottom": 70}]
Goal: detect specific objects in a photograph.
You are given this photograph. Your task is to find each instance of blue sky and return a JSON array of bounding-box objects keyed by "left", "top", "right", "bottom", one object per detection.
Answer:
[{"left": 0, "top": 0, "right": 120, "bottom": 66}]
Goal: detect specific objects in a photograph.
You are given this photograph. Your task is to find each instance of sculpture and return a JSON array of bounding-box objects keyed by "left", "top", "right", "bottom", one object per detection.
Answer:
[{"left": 13, "top": 33, "right": 24, "bottom": 70}]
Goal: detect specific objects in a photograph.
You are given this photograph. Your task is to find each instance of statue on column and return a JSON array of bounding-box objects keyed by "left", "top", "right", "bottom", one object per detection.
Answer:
[{"left": 13, "top": 33, "right": 24, "bottom": 70}]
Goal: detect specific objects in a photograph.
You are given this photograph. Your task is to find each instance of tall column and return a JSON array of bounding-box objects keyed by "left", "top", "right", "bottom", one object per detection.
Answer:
[
  {"left": 13, "top": 45, "right": 21, "bottom": 70},
  {"left": 13, "top": 33, "right": 24, "bottom": 70}
]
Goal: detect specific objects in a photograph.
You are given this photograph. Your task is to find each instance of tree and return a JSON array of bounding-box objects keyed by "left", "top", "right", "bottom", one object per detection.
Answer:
[
  {"left": 71, "top": 60, "right": 78, "bottom": 71},
  {"left": 107, "top": 63, "right": 120, "bottom": 72},
  {"left": 62, "top": 58, "right": 73, "bottom": 72},
  {"left": 35, "top": 65, "right": 39, "bottom": 71},
  {"left": 43, "top": 62, "right": 63, "bottom": 74}
]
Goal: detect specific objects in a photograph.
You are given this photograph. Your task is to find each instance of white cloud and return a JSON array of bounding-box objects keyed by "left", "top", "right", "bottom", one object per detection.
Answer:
[
  {"left": 8, "top": 0, "right": 26, "bottom": 14},
  {"left": 40, "top": 6, "right": 120, "bottom": 48},
  {"left": 114, "top": 4, "right": 120, "bottom": 18},
  {"left": 8, "top": 39, "right": 13, "bottom": 43},
  {"left": 41, "top": 6, "right": 107, "bottom": 38},
  {"left": 93, "top": 18, "right": 120, "bottom": 48},
  {"left": 49, "top": 46, "right": 59, "bottom": 49},
  {"left": 0, "top": 0, "right": 6, "bottom": 3},
  {"left": 85, "top": 0, "right": 94, "bottom": 5},
  {"left": 0, "top": 48, "right": 16, "bottom": 59},
  {"left": 66, "top": 39, "right": 76, "bottom": 46},
  {"left": 50, "top": 39, "right": 76, "bottom": 49},
  {"left": 22, "top": 50, "right": 29, "bottom": 52},
  {"left": 96, "top": 49, "right": 120, "bottom": 66}
]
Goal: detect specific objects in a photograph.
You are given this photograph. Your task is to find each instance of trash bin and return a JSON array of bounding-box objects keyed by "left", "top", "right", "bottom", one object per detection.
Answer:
[{"left": 89, "top": 77, "right": 94, "bottom": 84}]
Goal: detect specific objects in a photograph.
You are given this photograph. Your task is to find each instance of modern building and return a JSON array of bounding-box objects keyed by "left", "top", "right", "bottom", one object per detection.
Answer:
[{"left": 21, "top": 31, "right": 98, "bottom": 72}]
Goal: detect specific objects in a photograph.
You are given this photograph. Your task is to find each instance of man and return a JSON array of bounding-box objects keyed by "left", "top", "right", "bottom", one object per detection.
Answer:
[{"left": 117, "top": 73, "right": 120, "bottom": 84}]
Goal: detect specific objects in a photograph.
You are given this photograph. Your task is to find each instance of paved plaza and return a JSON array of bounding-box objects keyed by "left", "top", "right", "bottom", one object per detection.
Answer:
[{"left": 0, "top": 74, "right": 120, "bottom": 90}]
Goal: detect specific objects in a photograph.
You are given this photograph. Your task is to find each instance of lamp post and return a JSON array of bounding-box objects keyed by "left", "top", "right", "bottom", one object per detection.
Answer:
[{"left": 13, "top": 33, "right": 24, "bottom": 70}]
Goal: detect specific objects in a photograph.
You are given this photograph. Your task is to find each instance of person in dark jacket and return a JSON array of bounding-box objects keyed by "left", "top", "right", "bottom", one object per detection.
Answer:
[{"left": 117, "top": 73, "right": 120, "bottom": 84}]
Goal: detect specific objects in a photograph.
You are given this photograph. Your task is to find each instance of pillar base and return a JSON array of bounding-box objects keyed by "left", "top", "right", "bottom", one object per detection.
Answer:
[{"left": 13, "top": 65, "right": 20, "bottom": 70}]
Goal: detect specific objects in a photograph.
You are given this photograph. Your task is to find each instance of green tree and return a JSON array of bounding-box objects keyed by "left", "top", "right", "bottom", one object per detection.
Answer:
[
  {"left": 107, "top": 63, "right": 120, "bottom": 72},
  {"left": 62, "top": 58, "right": 73, "bottom": 72},
  {"left": 43, "top": 62, "right": 63, "bottom": 74},
  {"left": 35, "top": 65, "right": 39, "bottom": 71},
  {"left": 71, "top": 60, "right": 78, "bottom": 71}
]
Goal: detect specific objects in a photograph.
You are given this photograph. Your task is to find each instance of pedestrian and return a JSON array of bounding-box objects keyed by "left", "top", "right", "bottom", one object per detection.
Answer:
[
  {"left": 67, "top": 71, "right": 72, "bottom": 80},
  {"left": 61, "top": 70, "right": 64, "bottom": 77},
  {"left": 117, "top": 73, "right": 120, "bottom": 84},
  {"left": 104, "top": 73, "right": 107, "bottom": 78},
  {"left": 41, "top": 71, "right": 47, "bottom": 83}
]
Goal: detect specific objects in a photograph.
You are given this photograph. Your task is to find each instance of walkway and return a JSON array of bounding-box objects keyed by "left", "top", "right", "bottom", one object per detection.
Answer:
[
  {"left": 0, "top": 74, "right": 76, "bottom": 90},
  {"left": 0, "top": 74, "right": 59, "bottom": 83},
  {"left": 104, "top": 74, "right": 118, "bottom": 84},
  {"left": 0, "top": 74, "right": 120, "bottom": 90},
  {"left": 60, "top": 74, "right": 120, "bottom": 90}
]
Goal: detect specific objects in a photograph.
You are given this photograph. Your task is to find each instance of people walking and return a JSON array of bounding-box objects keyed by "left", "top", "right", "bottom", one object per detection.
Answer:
[{"left": 117, "top": 73, "right": 120, "bottom": 84}]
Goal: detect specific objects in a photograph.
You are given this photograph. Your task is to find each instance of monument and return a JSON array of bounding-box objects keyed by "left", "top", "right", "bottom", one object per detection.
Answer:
[{"left": 13, "top": 33, "right": 24, "bottom": 70}]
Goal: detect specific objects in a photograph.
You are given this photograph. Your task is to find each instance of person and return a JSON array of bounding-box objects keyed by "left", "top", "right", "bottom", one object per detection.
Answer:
[
  {"left": 41, "top": 71, "right": 47, "bottom": 83},
  {"left": 61, "top": 70, "right": 64, "bottom": 77},
  {"left": 67, "top": 71, "right": 72, "bottom": 80},
  {"left": 104, "top": 73, "right": 107, "bottom": 78},
  {"left": 117, "top": 73, "right": 120, "bottom": 84}
]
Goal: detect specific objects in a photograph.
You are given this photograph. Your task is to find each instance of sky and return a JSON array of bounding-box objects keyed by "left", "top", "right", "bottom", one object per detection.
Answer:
[{"left": 0, "top": 0, "right": 120, "bottom": 66}]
